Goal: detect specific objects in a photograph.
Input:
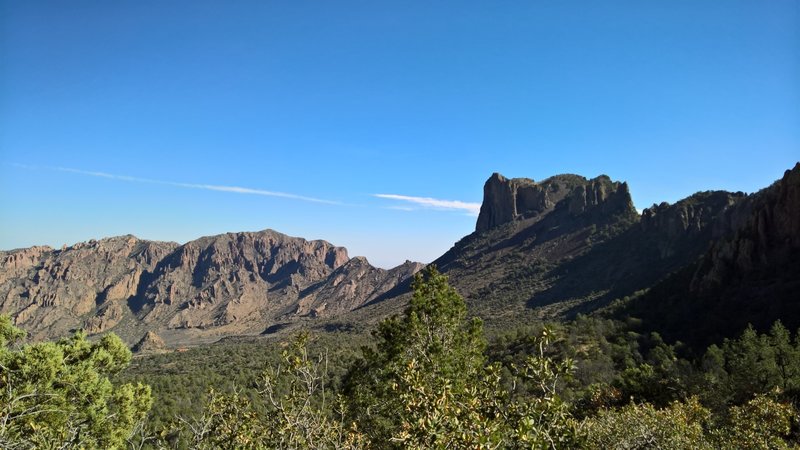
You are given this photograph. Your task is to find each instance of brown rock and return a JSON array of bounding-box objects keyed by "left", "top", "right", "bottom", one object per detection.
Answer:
[
  {"left": 0, "top": 229, "right": 421, "bottom": 346},
  {"left": 294, "top": 257, "right": 424, "bottom": 317},
  {"left": 132, "top": 331, "right": 167, "bottom": 353},
  {"left": 0, "top": 235, "right": 177, "bottom": 341}
]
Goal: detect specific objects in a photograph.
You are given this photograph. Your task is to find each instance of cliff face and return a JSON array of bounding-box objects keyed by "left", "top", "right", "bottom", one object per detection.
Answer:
[
  {"left": 138, "top": 230, "right": 350, "bottom": 330},
  {"left": 0, "top": 236, "right": 177, "bottom": 341},
  {"left": 638, "top": 191, "right": 747, "bottom": 259},
  {"left": 475, "top": 173, "right": 636, "bottom": 233},
  {"left": 413, "top": 172, "right": 642, "bottom": 323},
  {"left": 0, "top": 230, "right": 422, "bottom": 346}
]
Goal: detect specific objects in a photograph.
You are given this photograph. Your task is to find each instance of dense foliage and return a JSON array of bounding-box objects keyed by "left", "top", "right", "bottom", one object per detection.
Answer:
[
  {"left": 4, "top": 266, "right": 800, "bottom": 448},
  {"left": 0, "top": 315, "right": 152, "bottom": 449}
]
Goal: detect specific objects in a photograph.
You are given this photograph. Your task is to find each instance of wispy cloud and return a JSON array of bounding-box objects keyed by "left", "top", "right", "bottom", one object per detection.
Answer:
[
  {"left": 11, "top": 164, "right": 341, "bottom": 205},
  {"left": 385, "top": 205, "right": 417, "bottom": 212},
  {"left": 374, "top": 194, "right": 481, "bottom": 216}
]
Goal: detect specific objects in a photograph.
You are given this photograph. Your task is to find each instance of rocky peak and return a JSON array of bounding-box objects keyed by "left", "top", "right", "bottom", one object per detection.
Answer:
[
  {"left": 294, "top": 256, "right": 424, "bottom": 317},
  {"left": 475, "top": 172, "right": 635, "bottom": 232},
  {"left": 155, "top": 229, "right": 349, "bottom": 286},
  {"left": 0, "top": 246, "right": 53, "bottom": 283},
  {"left": 396, "top": 260, "right": 426, "bottom": 274},
  {"left": 139, "top": 230, "right": 353, "bottom": 328},
  {"left": 0, "top": 236, "right": 177, "bottom": 341}
]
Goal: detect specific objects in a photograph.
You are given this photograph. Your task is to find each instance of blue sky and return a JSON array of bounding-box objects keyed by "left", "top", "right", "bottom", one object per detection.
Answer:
[{"left": 1, "top": 1, "right": 798, "bottom": 268}]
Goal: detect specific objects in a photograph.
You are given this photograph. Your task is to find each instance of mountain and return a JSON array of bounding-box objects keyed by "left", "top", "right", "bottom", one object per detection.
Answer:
[
  {"left": 418, "top": 172, "right": 744, "bottom": 326},
  {"left": 435, "top": 172, "right": 639, "bottom": 320},
  {"left": 0, "top": 230, "right": 422, "bottom": 346},
  {"left": 0, "top": 236, "right": 177, "bottom": 342},
  {"left": 619, "top": 162, "right": 800, "bottom": 348},
  {"left": 360, "top": 165, "right": 797, "bottom": 340},
  {"left": 2, "top": 164, "right": 797, "bottom": 349}
]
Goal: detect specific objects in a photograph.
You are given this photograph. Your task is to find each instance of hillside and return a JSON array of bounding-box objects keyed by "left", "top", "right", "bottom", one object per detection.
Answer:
[
  {"left": 618, "top": 162, "right": 800, "bottom": 348},
  {"left": 354, "top": 164, "right": 798, "bottom": 342}
]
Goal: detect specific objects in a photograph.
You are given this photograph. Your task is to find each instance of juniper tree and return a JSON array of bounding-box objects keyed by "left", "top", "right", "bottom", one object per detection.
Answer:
[{"left": 0, "top": 315, "right": 152, "bottom": 449}]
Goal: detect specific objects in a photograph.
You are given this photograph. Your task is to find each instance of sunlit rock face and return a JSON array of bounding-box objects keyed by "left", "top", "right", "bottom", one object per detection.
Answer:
[{"left": 0, "top": 229, "right": 422, "bottom": 346}]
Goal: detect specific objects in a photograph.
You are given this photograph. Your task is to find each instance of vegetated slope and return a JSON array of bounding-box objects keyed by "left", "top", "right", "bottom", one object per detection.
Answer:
[
  {"left": 357, "top": 164, "right": 799, "bottom": 340},
  {"left": 360, "top": 171, "right": 746, "bottom": 332},
  {"left": 617, "top": 162, "right": 800, "bottom": 349},
  {"left": 435, "top": 173, "right": 639, "bottom": 321},
  {"left": 0, "top": 230, "right": 422, "bottom": 347}
]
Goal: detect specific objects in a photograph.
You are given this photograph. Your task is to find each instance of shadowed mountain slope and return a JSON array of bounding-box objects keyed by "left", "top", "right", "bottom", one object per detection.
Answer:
[
  {"left": 358, "top": 166, "right": 796, "bottom": 340},
  {"left": 617, "top": 163, "right": 800, "bottom": 348}
]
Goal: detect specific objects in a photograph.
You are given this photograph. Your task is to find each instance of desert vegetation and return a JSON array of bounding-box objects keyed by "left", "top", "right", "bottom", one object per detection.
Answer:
[{"left": 3, "top": 267, "right": 800, "bottom": 448}]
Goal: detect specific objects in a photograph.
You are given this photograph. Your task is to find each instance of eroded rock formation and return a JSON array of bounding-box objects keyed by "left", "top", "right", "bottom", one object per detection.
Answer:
[
  {"left": 475, "top": 173, "right": 635, "bottom": 232},
  {"left": 0, "top": 230, "right": 422, "bottom": 345}
]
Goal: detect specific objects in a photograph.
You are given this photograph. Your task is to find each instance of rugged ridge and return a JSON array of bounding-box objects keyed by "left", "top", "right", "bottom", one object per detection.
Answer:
[
  {"left": 0, "top": 236, "right": 177, "bottom": 341},
  {"left": 0, "top": 230, "right": 422, "bottom": 346},
  {"left": 294, "top": 258, "right": 425, "bottom": 317},
  {"left": 640, "top": 191, "right": 747, "bottom": 259},
  {"left": 361, "top": 169, "right": 783, "bottom": 332},
  {"left": 138, "top": 230, "right": 350, "bottom": 330},
  {"left": 623, "top": 163, "right": 800, "bottom": 347},
  {"left": 692, "top": 163, "right": 800, "bottom": 293},
  {"left": 3, "top": 165, "right": 797, "bottom": 349}
]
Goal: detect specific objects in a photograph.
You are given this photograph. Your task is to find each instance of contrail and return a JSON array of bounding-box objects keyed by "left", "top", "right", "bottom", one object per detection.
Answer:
[
  {"left": 373, "top": 193, "right": 480, "bottom": 216},
  {"left": 10, "top": 163, "right": 341, "bottom": 205}
]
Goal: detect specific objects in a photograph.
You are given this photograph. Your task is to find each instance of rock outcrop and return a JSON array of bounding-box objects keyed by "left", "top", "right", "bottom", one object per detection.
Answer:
[
  {"left": 409, "top": 172, "right": 643, "bottom": 324},
  {"left": 0, "top": 236, "right": 177, "bottom": 342},
  {"left": 132, "top": 331, "right": 167, "bottom": 353},
  {"left": 295, "top": 258, "right": 424, "bottom": 317},
  {"left": 691, "top": 163, "right": 800, "bottom": 293},
  {"left": 638, "top": 191, "right": 747, "bottom": 259},
  {"left": 475, "top": 173, "right": 635, "bottom": 233},
  {"left": 140, "top": 230, "right": 350, "bottom": 330}
]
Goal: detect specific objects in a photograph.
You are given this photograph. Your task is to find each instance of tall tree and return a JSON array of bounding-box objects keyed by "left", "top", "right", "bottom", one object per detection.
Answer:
[{"left": 344, "top": 266, "right": 580, "bottom": 448}]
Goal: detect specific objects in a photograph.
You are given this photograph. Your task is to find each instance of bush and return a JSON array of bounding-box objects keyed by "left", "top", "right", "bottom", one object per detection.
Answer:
[
  {"left": 0, "top": 315, "right": 152, "bottom": 449},
  {"left": 581, "top": 397, "right": 711, "bottom": 449}
]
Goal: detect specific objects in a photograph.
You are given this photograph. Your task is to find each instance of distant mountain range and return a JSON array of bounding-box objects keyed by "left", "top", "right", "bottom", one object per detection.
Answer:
[
  {"left": 2, "top": 163, "right": 797, "bottom": 349},
  {"left": 0, "top": 230, "right": 422, "bottom": 346}
]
